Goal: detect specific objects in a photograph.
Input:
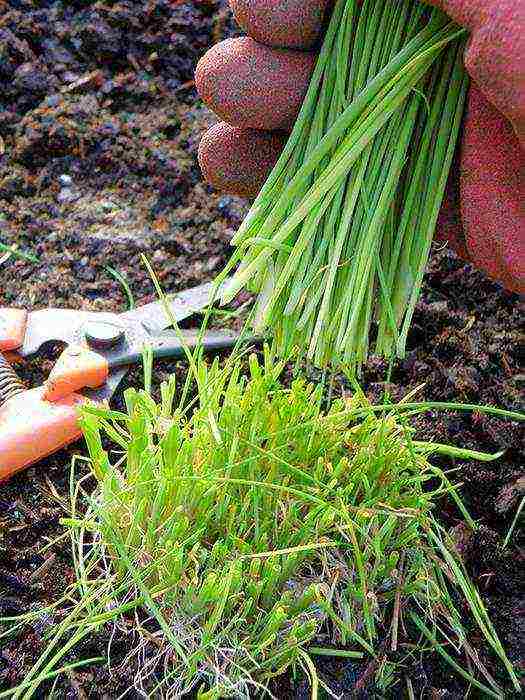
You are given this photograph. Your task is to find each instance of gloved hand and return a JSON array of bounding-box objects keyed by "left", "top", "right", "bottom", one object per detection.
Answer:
[{"left": 195, "top": 0, "right": 524, "bottom": 294}]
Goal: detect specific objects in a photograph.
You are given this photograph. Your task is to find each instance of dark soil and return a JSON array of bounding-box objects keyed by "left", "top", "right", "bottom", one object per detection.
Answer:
[{"left": 0, "top": 1, "right": 523, "bottom": 698}]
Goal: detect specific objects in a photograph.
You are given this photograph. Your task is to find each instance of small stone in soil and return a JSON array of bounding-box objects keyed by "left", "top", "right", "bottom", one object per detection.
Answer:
[{"left": 57, "top": 187, "right": 81, "bottom": 203}]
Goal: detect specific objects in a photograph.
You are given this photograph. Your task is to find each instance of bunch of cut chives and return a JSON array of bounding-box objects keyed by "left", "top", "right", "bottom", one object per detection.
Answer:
[{"left": 220, "top": 0, "right": 469, "bottom": 372}]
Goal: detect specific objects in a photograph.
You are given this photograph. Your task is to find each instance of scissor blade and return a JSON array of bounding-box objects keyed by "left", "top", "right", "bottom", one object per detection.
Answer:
[
  {"left": 107, "top": 329, "right": 244, "bottom": 369},
  {"left": 21, "top": 309, "right": 121, "bottom": 357},
  {"left": 85, "top": 329, "right": 250, "bottom": 403},
  {"left": 19, "top": 280, "right": 229, "bottom": 356},
  {"left": 120, "top": 279, "right": 227, "bottom": 333}
]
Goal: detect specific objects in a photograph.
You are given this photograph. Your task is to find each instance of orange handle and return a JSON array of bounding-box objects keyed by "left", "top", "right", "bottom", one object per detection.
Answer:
[
  {"left": 0, "top": 316, "right": 111, "bottom": 479},
  {"left": 0, "top": 387, "right": 87, "bottom": 480},
  {"left": 0, "top": 343, "right": 109, "bottom": 479},
  {"left": 43, "top": 344, "right": 109, "bottom": 401}
]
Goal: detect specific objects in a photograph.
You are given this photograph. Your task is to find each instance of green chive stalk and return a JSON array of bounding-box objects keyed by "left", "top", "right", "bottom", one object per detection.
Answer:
[{"left": 221, "top": 0, "right": 469, "bottom": 372}]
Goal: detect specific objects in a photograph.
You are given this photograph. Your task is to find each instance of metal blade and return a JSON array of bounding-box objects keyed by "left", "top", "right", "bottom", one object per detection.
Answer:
[
  {"left": 107, "top": 329, "right": 243, "bottom": 369},
  {"left": 19, "top": 280, "right": 228, "bottom": 357},
  {"left": 21, "top": 309, "right": 122, "bottom": 357},
  {"left": 119, "top": 279, "right": 226, "bottom": 333},
  {"left": 85, "top": 329, "right": 251, "bottom": 404},
  {"left": 19, "top": 279, "right": 233, "bottom": 405}
]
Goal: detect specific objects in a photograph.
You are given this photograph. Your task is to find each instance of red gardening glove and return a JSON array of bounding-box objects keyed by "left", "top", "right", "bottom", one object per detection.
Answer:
[{"left": 195, "top": 0, "right": 524, "bottom": 294}]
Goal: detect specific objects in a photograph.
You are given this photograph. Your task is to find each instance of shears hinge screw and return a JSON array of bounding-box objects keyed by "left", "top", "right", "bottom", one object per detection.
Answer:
[{"left": 84, "top": 321, "right": 125, "bottom": 350}]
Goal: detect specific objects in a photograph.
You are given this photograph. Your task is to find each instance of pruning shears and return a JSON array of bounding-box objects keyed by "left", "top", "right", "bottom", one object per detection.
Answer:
[{"left": 0, "top": 281, "right": 242, "bottom": 480}]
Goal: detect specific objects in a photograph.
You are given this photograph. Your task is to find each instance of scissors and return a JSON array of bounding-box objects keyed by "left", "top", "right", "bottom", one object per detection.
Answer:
[{"left": 0, "top": 280, "right": 243, "bottom": 480}]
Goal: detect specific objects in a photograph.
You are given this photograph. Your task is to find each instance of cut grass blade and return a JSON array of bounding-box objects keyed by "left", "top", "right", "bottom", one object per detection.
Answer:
[
  {"left": 104, "top": 265, "right": 135, "bottom": 310},
  {"left": 410, "top": 613, "right": 504, "bottom": 700},
  {"left": 503, "top": 496, "right": 524, "bottom": 549}
]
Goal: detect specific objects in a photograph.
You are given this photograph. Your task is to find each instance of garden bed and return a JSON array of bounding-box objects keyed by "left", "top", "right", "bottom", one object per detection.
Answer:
[{"left": 0, "top": 1, "right": 523, "bottom": 697}]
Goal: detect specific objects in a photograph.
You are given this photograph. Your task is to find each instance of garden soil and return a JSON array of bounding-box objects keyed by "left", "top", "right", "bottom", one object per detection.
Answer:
[{"left": 0, "top": 1, "right": 523, "bottom": 697}]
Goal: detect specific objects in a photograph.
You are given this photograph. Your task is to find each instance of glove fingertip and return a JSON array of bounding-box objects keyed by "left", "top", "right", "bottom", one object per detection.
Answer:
[
  {"left": 195, "top": 37, "right": 315, "bottom": 131},
  {"left": 198, "top": 122, "right": 287, "bottom": 198},
  {"left": 230, "top": 0, "right": 330, "bottom": 50}
]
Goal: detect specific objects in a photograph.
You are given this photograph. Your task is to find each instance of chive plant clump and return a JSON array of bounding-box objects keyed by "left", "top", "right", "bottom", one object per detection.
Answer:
[
  {"left": 221, "top": 0, "right": 469, "bottom": 371},
  {"left": 16, "top": 349, "right": 520, "bottom": 698}
]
